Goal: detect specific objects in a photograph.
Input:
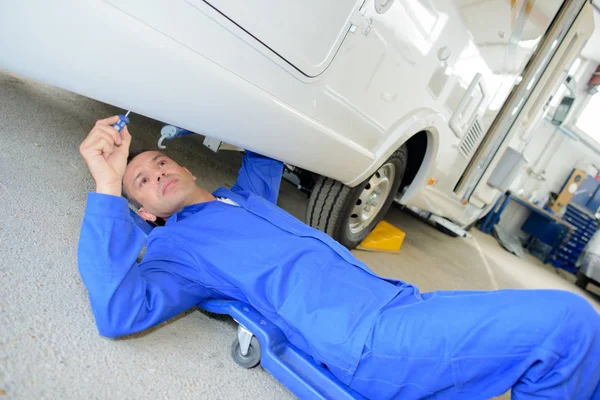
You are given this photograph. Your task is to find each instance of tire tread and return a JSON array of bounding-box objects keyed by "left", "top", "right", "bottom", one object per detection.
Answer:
[{"left": 306, "top": 145, "right": 407, "bottom": 248}]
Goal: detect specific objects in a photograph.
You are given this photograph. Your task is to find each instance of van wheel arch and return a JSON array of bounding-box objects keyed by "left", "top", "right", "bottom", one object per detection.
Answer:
[
  {"left": 306, "top": 145, "right": 408, "bottom": 249},
  {"left": 305, "top": 128, "right": 435, "bottom": 248}
]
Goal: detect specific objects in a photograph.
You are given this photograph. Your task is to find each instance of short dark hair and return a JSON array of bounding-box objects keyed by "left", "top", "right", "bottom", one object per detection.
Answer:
[{"left": 122, "top": 149, "right": 153, "bottom": 210}]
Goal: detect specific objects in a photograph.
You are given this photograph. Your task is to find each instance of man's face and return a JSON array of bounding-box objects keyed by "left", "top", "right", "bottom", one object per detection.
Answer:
[{"left": 123, "top": 151, "right": 198, "bottom": 220}]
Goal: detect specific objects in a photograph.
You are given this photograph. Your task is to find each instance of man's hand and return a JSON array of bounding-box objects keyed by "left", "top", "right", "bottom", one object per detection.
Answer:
[{"left": 79, "top": 116, "right": 132, "bottom": 196}]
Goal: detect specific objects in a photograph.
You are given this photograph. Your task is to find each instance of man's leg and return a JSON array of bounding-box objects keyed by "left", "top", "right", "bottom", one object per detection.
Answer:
[{"left": 348, "top": 289, "right": 600, "bottom": 400}]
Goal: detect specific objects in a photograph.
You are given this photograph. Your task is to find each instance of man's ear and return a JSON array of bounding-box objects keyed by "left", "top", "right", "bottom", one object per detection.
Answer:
[
  {"left": 183, "top": 167, "right": 197, "bottom": 181},
  {"left": 138, "top": 207, "right": 157, "bottom": 222}
]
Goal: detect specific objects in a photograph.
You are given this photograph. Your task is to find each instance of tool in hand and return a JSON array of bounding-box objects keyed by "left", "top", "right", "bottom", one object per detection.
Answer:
[{"left": 112, "top": 111, "right": 131, "bottom": 133}]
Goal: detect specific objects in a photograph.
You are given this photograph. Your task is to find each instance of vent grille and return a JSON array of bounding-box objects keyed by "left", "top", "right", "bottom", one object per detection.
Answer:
[{"left": 459, "top": 119, "right": 484, "bottom": 158}]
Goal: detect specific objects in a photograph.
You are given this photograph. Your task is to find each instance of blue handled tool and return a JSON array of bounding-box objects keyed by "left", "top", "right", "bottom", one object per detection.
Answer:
[{"left": 112, "top": 111, "right": 131, "bottom": 133}]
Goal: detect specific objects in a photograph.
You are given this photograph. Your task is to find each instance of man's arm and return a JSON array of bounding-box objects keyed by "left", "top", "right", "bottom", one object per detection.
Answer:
[
  {"left": 78, "top": 117, "right": 208, "bottom": 337},
  {"left": 78, "top": 193, "right": 209, "bottom": 337},
  {"left": 231, "top": 151, "right": 284, "bottom": 204}
]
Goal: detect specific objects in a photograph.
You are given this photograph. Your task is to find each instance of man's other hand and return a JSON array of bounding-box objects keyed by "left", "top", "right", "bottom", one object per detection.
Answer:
[{"left": 80, "top": 116, "right": 132, "bottom": 196}]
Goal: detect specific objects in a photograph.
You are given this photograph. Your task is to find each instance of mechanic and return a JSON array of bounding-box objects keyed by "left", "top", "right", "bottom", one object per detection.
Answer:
[{"left": 78, "top": 116, "right": 600, "bottom": 400}]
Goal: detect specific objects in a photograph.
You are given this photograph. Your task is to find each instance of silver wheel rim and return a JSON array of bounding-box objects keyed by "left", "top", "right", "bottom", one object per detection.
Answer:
[{"left": 348, "top": 162, "right": 395, "bottom": 234}]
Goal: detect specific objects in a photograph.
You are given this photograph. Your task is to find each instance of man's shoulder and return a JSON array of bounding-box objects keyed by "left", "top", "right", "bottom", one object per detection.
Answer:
[
  {"left": 144, "top": 229, "right": 177, "bottom": 256},
  {"left": 144, "top": 227, "right": 200, "bottom": 267}
]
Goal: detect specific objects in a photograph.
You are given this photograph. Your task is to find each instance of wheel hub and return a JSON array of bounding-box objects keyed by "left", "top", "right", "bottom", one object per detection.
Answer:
[{"left": 348, "top": 163, "right": 396, "bottom": 235}]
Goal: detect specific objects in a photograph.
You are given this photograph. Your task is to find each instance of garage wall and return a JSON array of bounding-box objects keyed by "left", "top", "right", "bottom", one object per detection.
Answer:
[
  {"left": 522, "top": 120, "right": 600, "bottom": 193},
  {"left": 494, "top": 60, "right": 600, "bottom": 239},
  {"left": 495, "top": 121, "right": 600, "bottom": 238}
]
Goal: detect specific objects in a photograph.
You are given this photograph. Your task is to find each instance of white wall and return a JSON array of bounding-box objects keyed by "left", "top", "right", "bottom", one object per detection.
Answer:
[
  {"left": 521, "top": 120, "right": 600, "bottom": 194},
  {"left": 494, "top": 120, "right": 586, "bottom": 240},
  {"left": 494, "top": 59, "right": 600, "bottom": 239}
]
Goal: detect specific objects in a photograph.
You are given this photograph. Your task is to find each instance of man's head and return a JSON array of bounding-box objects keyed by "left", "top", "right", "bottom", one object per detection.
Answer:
[{"left": 122, "top": 150, "right": 207, "bottom": 222}]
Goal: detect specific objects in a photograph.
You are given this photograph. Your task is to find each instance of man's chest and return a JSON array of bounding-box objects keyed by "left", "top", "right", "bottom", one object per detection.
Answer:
[{"left": 152, "top": 203, "right": 309, "bottom": 281}]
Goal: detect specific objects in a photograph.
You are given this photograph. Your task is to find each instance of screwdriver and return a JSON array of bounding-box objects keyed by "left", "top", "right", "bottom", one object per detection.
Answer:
[{"left": 112, "top": 111, "right": 131, "bottom": 133}]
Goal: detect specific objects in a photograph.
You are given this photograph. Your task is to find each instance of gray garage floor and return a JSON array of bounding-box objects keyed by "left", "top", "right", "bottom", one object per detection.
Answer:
[{"left": 1, "top": 70, "right": 598, "bottom": 399}]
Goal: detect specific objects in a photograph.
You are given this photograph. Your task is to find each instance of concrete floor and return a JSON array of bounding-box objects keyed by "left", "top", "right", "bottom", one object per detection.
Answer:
[{"left": 1, "top": 70, "right": 598, "bottom": 399}]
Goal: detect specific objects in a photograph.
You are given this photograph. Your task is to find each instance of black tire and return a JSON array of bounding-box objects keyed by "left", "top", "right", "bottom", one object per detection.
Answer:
[
  {"left": 306, "top": 145, "right": 407, "bottom": 249},
  {"left": 231, "top": 336, "right": 261, "bottom": 369},
  {"left": 575, "top": 271, "right": 590, "bottom": 290}
]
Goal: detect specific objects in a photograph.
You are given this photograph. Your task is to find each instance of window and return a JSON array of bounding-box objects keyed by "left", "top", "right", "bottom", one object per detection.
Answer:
[{"left": 576, "top": 92, "right": 600, "bottom": 140}]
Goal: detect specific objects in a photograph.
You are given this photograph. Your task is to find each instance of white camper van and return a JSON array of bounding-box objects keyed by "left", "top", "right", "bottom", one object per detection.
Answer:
[{"left": 0, "top": 0, "right": 594, "bottom": 248}]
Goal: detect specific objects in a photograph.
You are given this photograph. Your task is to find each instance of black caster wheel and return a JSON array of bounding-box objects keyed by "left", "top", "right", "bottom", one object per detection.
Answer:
[{"left": 231, "top": 336, "right": 261, "bottom": 369}]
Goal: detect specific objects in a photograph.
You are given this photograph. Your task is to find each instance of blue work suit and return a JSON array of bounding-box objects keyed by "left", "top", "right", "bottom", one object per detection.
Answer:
[{"left": 78, "top": 151, "right": 600, "bottom": 399}]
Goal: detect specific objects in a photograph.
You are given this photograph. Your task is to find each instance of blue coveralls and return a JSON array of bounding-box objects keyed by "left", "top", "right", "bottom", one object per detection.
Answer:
[{"left": 78, "top": 151, "right": 600, "bottom": 399}]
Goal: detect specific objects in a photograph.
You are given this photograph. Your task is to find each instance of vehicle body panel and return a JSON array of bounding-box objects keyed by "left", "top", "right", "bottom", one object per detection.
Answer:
[
  {"left": 0, "top": 0, "right": 593, "bottom": 227},
  {"left": 198, "top": 0, "right": 362, "bottom": 77}
]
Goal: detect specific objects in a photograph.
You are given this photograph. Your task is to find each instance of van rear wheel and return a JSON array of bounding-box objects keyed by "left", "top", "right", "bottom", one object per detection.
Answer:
[{"left": 306, "top": 145, "right": 407, "bottom": 249}]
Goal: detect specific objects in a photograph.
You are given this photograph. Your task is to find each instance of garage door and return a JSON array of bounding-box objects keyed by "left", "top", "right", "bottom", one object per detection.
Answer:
[{"left": 200, "top": 0, "right": 363, "bottom": 77}]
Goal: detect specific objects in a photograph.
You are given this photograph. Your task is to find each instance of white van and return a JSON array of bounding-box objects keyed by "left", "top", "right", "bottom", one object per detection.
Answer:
[{"left": 0, "top": 0, "right": 594, "bottom": 248}]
